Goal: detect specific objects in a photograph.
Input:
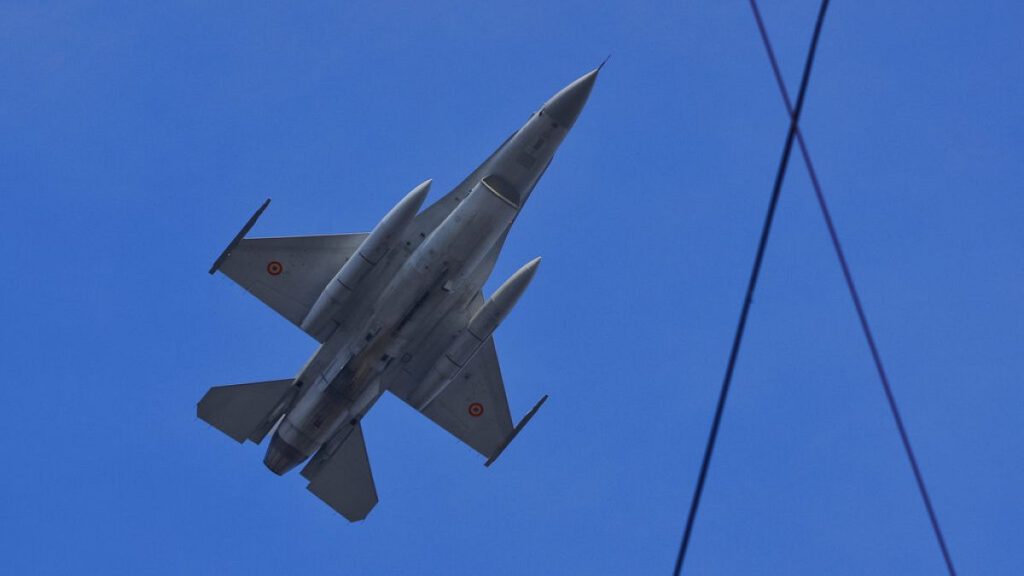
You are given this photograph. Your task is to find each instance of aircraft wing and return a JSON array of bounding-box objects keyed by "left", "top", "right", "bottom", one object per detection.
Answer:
[
  {"left": 417, "top": 337, "right": 516, "bottom": 459},
  {"left": 212, "top": 232, "right": 368, "bottom": 340},
  {"left": 390, "top": 300, "right": 547, "bottom": 465},
  {"left": 207, "top": 139, "right": 513, "bottom": 341}
]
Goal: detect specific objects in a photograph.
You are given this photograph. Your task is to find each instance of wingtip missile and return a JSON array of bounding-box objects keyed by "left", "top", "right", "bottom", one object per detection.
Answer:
[
  {"left": 484, "top": 394, "right": 549, "bottom": 467},
  {"left": 209, "top": 198, "right": 271, "bottom": 275}
]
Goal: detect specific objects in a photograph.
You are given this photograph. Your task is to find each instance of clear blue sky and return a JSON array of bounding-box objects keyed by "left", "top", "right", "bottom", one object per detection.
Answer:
[{"left": 2, "top": 1, "right": 1021, "bottom": 574}]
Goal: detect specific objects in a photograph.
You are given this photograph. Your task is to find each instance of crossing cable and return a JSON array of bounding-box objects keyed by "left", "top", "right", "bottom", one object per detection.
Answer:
[
  {"left": 672, "top": 1, "right": 830, "bottom": 574},
  {"left": 747, "top": 1, "right": 957, "bottom": 573}
]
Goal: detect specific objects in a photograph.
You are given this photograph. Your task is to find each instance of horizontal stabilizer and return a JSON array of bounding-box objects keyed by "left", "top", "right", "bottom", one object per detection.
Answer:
[
  {"left": 197, "top": 379, "right": 296, "bottom": 444},
  {"left": 302, "top": 422, "right": 378, "bottom": 521}
]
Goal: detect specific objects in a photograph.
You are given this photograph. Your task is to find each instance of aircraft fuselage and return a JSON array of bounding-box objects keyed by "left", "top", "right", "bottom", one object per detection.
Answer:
[{"left": 262, "top": 72, "right": 596, "bottom": 475}]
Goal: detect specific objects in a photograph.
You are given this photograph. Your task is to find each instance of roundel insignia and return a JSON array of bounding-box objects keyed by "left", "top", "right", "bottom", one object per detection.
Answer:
[
  {"left": 468, "top": 402, "right": 484, "bottom": 417},
  {"left": 267, "top": 261, "right": 284, "bottom": 276}
]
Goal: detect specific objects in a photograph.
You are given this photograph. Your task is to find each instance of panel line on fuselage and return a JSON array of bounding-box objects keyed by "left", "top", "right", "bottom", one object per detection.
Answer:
[{"left": 481, "top": 177, "right": 520, "bottom": 209}]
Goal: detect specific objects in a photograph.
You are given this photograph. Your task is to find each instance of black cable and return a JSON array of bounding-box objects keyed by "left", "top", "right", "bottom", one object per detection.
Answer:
[
  {"left": 672, "top": 1, "right": 831, "bottom": 573},
  {"left": 747, "top": 2, "right": 958, "bottom": 573}
]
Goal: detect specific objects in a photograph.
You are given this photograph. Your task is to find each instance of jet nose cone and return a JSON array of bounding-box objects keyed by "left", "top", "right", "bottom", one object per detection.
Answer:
[{"left": 543, "top": 67, "right": 600, "bottom": 127}]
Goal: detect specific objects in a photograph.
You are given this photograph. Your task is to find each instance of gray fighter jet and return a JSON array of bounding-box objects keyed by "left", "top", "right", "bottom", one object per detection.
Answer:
[{"left": 199, "top": 66, "right": 599, "bottom": 521}]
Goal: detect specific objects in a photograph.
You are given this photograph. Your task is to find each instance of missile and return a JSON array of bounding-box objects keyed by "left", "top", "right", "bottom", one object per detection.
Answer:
[
  {"left": 410, "top": 257, "right": 541, "bottom": 409},
  {"left": 301, "top": 180, "right": 431, "bottom": 340}
]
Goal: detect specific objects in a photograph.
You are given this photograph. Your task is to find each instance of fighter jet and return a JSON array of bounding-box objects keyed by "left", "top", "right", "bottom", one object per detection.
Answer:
[{"left": 199, "top": 66, "right": 599, "bottom": 521}]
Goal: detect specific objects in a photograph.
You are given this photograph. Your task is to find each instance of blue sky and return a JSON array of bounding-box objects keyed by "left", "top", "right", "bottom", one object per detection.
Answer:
[{"left": 1, "top": 1, "right": 1021, "bottom": 574}]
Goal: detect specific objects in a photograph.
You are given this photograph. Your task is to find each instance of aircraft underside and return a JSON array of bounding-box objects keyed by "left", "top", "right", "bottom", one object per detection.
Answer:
[{"left": 198, "top": 66, "right": 599, "bottom": 520}]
